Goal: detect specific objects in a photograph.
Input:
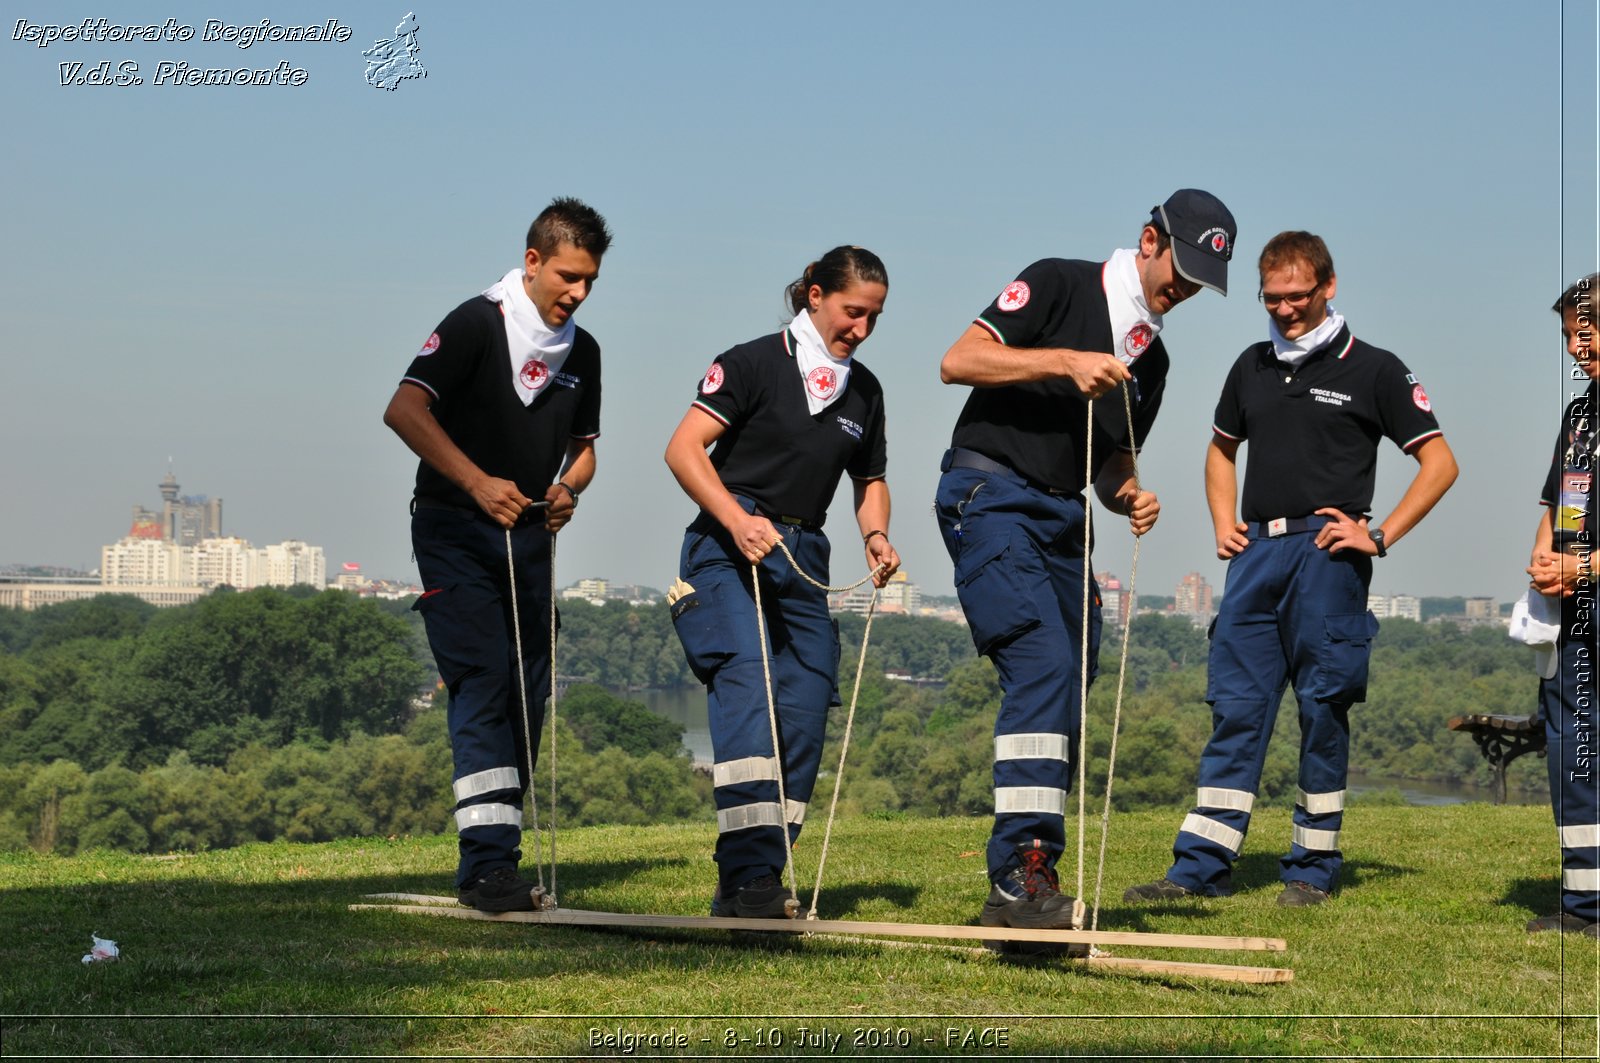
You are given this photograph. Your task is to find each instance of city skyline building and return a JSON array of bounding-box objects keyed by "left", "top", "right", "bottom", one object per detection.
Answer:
[{"left": 1174, "top": 571, "right": 1214, "bottom": 623}]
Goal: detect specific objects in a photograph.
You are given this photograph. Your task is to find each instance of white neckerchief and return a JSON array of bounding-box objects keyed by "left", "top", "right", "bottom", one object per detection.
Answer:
[
  {"left": 1270, "top": 306, "right": 1346, "bottom": 368},
  {"left": 483, "top": 267, "right": 575, "bottom": 406},
  {"left": 789, "top": 308, "right": 852, "bottom": 416},
  {"left": 1101, "top": 247, "right": 1163, "bottom": 368}
]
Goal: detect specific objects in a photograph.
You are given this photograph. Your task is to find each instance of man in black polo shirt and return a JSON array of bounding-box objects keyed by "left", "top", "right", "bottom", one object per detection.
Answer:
[
  {"left": 934, "top": 189, "right": 1236, "bottom": 935},
  {"left": 383, "top": 197, "right": 611, "bottom": 912},
  {"left": 1125, "top": 230, "right": 1458, "bottom": 908}
]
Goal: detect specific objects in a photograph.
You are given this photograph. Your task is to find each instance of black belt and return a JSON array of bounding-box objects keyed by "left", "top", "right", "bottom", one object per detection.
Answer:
[
  {"left": 1244, "top": 515, "right": 1337, "bottom": 538},
  {"left": 757, "top": 509, "right": 823, "bottom": 533},
  {"left": 946, "top": 448, "right": 1077, "bottom": 497}
]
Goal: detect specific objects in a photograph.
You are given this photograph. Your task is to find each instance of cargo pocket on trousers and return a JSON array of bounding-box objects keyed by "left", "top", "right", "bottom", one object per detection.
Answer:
[
  {"left": 670, "top": 584, "right": 734, "bottom": 684},
  {"left": 954, "top": 527, "right": 1042, "bottom": 656},
  {"left": 1310, "top": 611, "right": 1380, "bottom": 703}
]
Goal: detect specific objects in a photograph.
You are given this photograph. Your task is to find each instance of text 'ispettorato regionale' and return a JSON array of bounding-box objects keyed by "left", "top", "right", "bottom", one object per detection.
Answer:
[{"left": 14, "top": 18, "right": 353, "bottom": 87}]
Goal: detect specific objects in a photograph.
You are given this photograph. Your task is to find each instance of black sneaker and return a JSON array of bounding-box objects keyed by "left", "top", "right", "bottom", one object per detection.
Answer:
[
  {"left": 1123, "top": 878, "right": 1199, "bottom": 903},
  {"left": 458, "top": 867, "right": 539, "bottom": 913},
  {"left": 1527, "top": 912, "right": 1595, "bottom": 934},
  {"left": 710, "top": 874, "right": 796, "bottom": 919},
  {"left": 980, "top": 845, "right": 1085, "bottom": 957},
  {"left": 982, "top": 846, "right": 1078, "bottom": 929},
  {"left": 1276, "top": 881, "right": 1331, "bottom": 907}
]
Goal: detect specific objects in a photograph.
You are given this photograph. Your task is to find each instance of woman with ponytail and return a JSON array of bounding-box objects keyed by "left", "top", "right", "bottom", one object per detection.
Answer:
[{"left": 664, "top": 246, "right": 900, "bottom": 918}]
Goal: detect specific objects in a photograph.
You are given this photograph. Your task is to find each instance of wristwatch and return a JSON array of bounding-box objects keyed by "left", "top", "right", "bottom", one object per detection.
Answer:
[{"left": 1368, "top": 528, "right": 1387, "bottom": 558}]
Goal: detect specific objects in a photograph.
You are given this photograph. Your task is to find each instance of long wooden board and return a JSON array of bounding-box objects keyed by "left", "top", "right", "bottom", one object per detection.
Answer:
[{"left": 354, "top": 894, "right": 1287, "bottom": 953}]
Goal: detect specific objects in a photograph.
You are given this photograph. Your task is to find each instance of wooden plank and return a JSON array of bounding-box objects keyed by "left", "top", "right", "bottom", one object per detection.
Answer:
[
  {"left": 1079, "top": 954, "right": 1293, "bottom": 984},
  {"left": 352, "top": 896, "right": 1286, "bottom": 953}
]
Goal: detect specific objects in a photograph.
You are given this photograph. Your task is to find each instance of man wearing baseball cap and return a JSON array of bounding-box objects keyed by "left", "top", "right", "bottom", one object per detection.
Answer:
[
  {"left": 933, "top": 189, "right": 1235, "bottom": 945},
  {"left": 1125, "top": 230, "right": 1457, "bottom": 908}
]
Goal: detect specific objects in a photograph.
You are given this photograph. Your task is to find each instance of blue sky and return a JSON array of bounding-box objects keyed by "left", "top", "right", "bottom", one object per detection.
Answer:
[{"left": 2, "top": 1, "right": 1596, "bottom": 601}]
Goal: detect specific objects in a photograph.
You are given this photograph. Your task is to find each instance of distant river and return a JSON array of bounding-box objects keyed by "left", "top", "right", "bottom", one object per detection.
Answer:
[
  {"left": 638, "top": 686, "right": 712, "bottom": 766},
  {"left": 630, "top": 688, "right": 1547, "bottom": 806}
]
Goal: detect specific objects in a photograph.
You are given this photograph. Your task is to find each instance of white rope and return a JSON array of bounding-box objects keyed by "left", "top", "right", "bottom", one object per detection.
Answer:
[
  {"left": 1089, "top": 381, "right": 1142, "bottom": 932},
  {"left": 807, "top": 582, "right": 878, "bottom": 919},
  {"left": 505, "top": 521, "right": 560, "bottom": 906},
  {"left": 1074, "top": 398, "right": 1094, "bottom": 908},
  {"left": 505, "top": 526, "right": 547, "bottom": 897},
  {"left": 748, "top": 562, "right": 801, "bottom": 912},
  {"left": 750, "top": 540, "right": 887, "bottom": 920}
]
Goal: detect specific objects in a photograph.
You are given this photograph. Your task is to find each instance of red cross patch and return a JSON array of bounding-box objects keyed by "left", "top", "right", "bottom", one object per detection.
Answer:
[
  {"left": 1412, "top": 383, "right": 1432, "bottom": 413},
  {"left": 702, "top": 361, "right": 725, "bottom": 394},
  {"left": 520, "top": 359, "right": 550, "bottom": 390},
  {"left": 997, "top": 281, "right": 1031, "bottom": 312},
  {"left": 1124, "top": 323, "right": 1154, "bottom": 361},
  {"left": 807, "top": 365, "right": 838, "bottom": 400},
  {"left": 418, "top": 332, "right": 441, "bottom": 357}
]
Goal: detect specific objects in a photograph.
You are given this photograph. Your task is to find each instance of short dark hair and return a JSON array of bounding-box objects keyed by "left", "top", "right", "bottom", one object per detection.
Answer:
[
  {"left": 527, "top": 197, "right": 612, "bottom": 259},
  {"left": 1144, "top": 223, "right": 1171, "bottom": 255},
  {"left": 1259, "top": 231, "right": 1334, "bottom": 286},
  {"left": 1552, "top": 273, "right": 1599, "bottom": 314},
  {"left": 786, "top": 246, "right": 889, "bottom": 314}
]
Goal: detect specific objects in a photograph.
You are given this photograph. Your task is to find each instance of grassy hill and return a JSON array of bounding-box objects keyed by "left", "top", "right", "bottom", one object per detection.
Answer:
[{"left": 2, "top": 805, "right": 1596, "bottom": 1059}]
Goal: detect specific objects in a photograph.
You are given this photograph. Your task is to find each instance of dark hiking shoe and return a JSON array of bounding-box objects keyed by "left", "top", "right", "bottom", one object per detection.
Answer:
[
  {"left": 981, "top": 845, "right": 1086, "bottom": 957},
  {"left": 710, "top": 874, "right": 797, "bottom": 919},
  {"left": 1276, "top": 881, "right": 1331, "bottom": 907},
  {"left": 458, "top": 867, "right": 539, "bottom": 913},
  {"left": 1123, "top": 878, "right": 1199, "bottom": 903},
  {"left": 1527, "top": 912, "right": 1596, "bottom": 934}
]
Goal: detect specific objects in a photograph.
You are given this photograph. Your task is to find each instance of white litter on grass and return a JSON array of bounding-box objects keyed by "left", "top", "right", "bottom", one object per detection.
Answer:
[{"left": 81, "top": 933, "right": 119, "bottom": 964}]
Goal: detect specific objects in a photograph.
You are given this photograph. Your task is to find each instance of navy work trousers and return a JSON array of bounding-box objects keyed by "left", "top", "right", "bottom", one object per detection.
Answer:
[
  {"left": 411, "top": 506, "right": 553, "bottom": 889},
  {"left": 934, "top": 454, "right": 1100, "bottom": 882},
  {"left": 1543, "top": 588, "right": 1600, "bottom": 923},
  {"left": 671, "top": 502, "right": 840, "bottom": 893},
  {"left": 1168, "top": 524, "right": 1376, "bottom": 895}
]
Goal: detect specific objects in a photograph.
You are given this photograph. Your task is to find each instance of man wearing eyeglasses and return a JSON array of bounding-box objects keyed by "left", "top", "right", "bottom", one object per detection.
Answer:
[{"left": 1125, "top": 230, "right": 1458, "bottom": 908}]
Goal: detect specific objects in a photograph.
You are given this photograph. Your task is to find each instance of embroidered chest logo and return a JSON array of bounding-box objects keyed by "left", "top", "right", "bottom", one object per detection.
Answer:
[
  {"left": 1123, "top": 323, "right": 1153, "bottom": 363},
  {"left": 554, "top": 371, "right": 580, "bottom": 389},
  {"left": 997, "top": 281, "right": 1031, "bottom": 312},
  {"left": 702, "top": 362, "right": 724, "bottom": 395},
  {"left": 1310, "top": 387, "right": 1352, "bottom": 407},
  {"left": 519, "top": 359, "right": 549, "bottom": 390},
  {"left": 836, "top": 415, "right": 863, "bottom": 440},
  {"left": 418, "top": 332, "right": 441, "bottom": 357},
  {"left": 807, "top": 365, "right": 838, "bottom": 400}
]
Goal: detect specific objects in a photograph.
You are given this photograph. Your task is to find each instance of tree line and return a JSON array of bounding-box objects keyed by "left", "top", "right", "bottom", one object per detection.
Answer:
[{"left": 0, "top": 592, "right": 1544, "bottom": 854}]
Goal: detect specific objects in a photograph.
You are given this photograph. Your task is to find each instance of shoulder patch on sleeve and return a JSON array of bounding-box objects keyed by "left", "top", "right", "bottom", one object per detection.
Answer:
[
  {"left": 997, "top": 280, "right": 1031, "bottom": 312},
  {"left": 701, "top": 361, "right": 725, "bottom": 395},
  {"left": 417, "top": 332, "right": 441, "bottom": 357}
]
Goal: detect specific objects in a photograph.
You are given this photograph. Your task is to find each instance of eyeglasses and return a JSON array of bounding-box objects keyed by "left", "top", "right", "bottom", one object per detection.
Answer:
[{"left": 1257, "top": 285, "right": 1321, "bottom": 308}]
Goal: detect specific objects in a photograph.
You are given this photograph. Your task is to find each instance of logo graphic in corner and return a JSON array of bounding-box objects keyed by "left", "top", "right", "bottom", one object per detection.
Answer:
[
  {"left": 519, "top": 358, "right": 549, "bottom": 390},
  {"left": 364, "top": 12, "right": 427, "bottom": 91},
  {"left": 1200, "top": 226, "right": 1230, "bottom": 256},
  {"left": 997, "top": 280, "right": 1031, "bottom": 312},
  {"left": 806, "top": 365, "right": 838, "bottom": 400},
  {"left": 702, "top": 361, "right": 725, "bottom": 395},
  {"left": 1123, "top": 323, "right": 1154, "bottom": 362},
  {"left": 417, "top": 332, "right": 440, "bottom": 357},
  {"left": 1411, "top": 383, "right": 1432, "bottom": 413}
]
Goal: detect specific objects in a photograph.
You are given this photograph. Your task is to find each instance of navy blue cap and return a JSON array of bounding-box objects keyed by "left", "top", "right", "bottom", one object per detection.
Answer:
[{"left": 1152, "top": 189, "right": 1236, "bottom": 296}]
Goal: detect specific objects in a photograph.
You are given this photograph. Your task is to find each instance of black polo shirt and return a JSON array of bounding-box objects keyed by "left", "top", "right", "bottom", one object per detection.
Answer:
[
  {"left": 401, "top": 295, "right": 601, "bottom": 509},
  {"left": 950, "top": 257, "right": 1167, "bottom": 493},
  {"left": 1540, "top": 381, "right": 1596, "bottom": 550},
  {"left": 1212, "top": 326, "right": 1443, "bottom": 521},
  {"left": 691, "top": 329, "right": 887, "bottom": 527}
]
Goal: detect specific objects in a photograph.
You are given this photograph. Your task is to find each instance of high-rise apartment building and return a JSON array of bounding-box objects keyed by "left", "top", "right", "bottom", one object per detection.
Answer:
[{"left": 1175, "top": 571, "right": 1214, "bottom": 622}]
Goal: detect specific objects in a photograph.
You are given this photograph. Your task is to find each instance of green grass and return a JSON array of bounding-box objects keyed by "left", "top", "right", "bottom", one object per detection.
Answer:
[{"left": 1, "top": 805, "right": 1597, "bottom": 1060}]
